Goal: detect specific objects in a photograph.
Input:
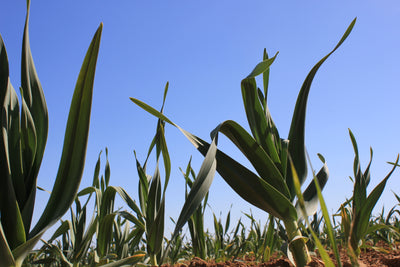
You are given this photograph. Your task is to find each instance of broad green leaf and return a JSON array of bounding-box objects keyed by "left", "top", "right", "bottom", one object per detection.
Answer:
[
  {"left": 242, "top": 52, "right": 281, "bottom": 162},
  {"left": 241, "top": 78, "right": 281, "bottom": 164},
  {"left": 147, "top": 195, "right": 165, "bottom": 257},
  {"left": 212, "top": 120, "right": 290, "bottom": 198},
  {"left": 146, "top": 164, "right": 162, "bottom": 230},
  {"left": 135, "top": 153, "right": 149, "bottom": 214},
  {"left": 127, "top": 103, "right": 297, "bottom": 221},
  {"left": 20, "top": 96, "right": 37, "bottom": 219},
  {"left": 6, "top": 86, "right": 25, "bottom": 216},
  {"left": 12, "top": 226, "right": 45, "bottom": 267},
  {"left": 0, "top": 83, "right": 27, "bottom": 250},
  {"left": 157, "top": 122, "right": 171, "bottom": 192},
  {"left": 20, "top": 94, "right": 36, "bottom": 173},
  {"left": 209, "top": 144, "right": 295, "bottom": 220},
  {"left": 287, "top": 18, "right": 356, "bottom": 198},
  {"left": 100, "top": 186, "right": 117, "bottom": 219},
  {"left": 47, "top": 220, "right": 70, "bottom": 243},
  {"left": 97, "top": 213, "right": 116, "bottom": 258},
  {"left": 29, "top": 23, "right": 103, "bottom": 238}
]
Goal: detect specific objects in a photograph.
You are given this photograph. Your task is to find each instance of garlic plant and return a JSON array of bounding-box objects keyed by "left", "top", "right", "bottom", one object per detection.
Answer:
[
  {"left": 131, "top": 18, "right": 356, "bottom": 266},
  {"left": 0, "top": 1, "right": 102, "bottom": 265}
]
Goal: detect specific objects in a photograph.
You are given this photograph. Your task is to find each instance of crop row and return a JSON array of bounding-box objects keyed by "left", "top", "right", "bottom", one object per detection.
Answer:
[{"left": 0, "top": 2, "right": 399, "bottom": 267}]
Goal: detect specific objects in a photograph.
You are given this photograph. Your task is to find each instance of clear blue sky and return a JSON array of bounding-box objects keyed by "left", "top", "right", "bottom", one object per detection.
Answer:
[{"left": 1, "top": 1, "right": 400, "bottom": 234}]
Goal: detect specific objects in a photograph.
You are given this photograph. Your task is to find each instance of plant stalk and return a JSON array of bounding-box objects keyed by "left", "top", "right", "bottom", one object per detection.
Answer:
[
  {"left": 284, "top": 219, "right": 310, "bottom": 267},
  {"left": 150, "top": 254, "right": 158, "bottom": 266}
]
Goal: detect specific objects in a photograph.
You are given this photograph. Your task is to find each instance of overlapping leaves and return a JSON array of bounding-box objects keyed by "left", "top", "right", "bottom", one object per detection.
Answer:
[{"left": 0, "top": 1, "right": 102, "bottom": 265}]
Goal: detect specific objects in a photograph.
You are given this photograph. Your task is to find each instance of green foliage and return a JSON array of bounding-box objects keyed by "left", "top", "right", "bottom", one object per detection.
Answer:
[
  {"left": 3, "top": 3, "right": 399, "bottom": 267},
  {"left": 0, "top": 2, "right": 102, "bottom": 266},
  {"left": 33, "top": 149, "right": 146, "bottom": 266},
  {"left": 339, "top": 129, "right": 399, "bottom": 266},
  {"left": 131, "top": 18, "right": 356, "bottom": 267}
]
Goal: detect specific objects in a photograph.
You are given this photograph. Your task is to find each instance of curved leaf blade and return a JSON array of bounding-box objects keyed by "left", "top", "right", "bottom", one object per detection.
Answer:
[
  {"left": 287, "top": 18, "right": 356, "bottom": 197},
  {"left": 128, "top": 102, "right": 297, "bottom": 221},
  {"left": 296, "top": 155, "right": 329, "bottom": 218},
  {"left": 29, "top": 23, "right": 103, "bottom": 238},
  {"left": 213, "top": 120, "right": 290, "bottom": 198},
  {"left": 353, "top": 155, "right": 398, "bottom": 244},
  {"left": 170, "top": 135, "right": 217, "bottom": 241},
  {"left": 20, "top": 1, "right": 48, "bottom": 231}
]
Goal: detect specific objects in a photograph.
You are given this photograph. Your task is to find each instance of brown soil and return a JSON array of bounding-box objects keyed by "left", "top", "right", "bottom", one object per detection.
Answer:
[{"left": 161, "top": 242, "right": 400, "bottom": 267}]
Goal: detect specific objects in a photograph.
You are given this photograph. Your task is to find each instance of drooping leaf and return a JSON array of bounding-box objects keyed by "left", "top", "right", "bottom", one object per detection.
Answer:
[
  {"left": 211, "top": 120, "right": 290, "bottom": 198},
  {"left": 127, "top": 103, "right": 298, "bottom": 221},
  {"left": 295, "top": 154, "right": 329, "bottom": 218},
  {"left": 287, "top": 18, "right": 356, "bottom": 199}
]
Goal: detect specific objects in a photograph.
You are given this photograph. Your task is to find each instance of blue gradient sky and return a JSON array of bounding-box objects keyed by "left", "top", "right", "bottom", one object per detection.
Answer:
[{"left": 1, "top": 1, "right": 400, "bottom": 233}]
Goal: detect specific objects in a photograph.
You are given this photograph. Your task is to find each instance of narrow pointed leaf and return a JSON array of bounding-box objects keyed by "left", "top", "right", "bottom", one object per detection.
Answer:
[
  {"left": 287, "top": 18, "right": 356, "bottom": 197},
  {"left": 105, "top": 148, "right": 110, "bottom": 187},
  {"left": 20, "top": 1, "right": 48, "bottom": 231},
  {"left": 262, "top": 48, "right": 270, "bottom": 108},
  {"left": 128, "top": 103, "right": 297, "bottom": 221},
  {"left": 170, "top": 135, "right": 217, "bottom": 241},
  {"left": 147, "top": 196, "right": 165, "bottom": 257},
  {"left": 212, "top": 120, "right": 290, "bottom": 198},
  {"left": 0, "top": 84, "right": 27, "bottom": 250},
  {"left": 97, "top": 213, "right": 116, "bottom": 258},
  {"left": 29, "top": 23, "right": 102, "bottom": 238},
  {"left": 245, "top": 52, "right": 278, "bottom": 79},
  {"left": 290, "top": 158, "right": 335, "bottom": 267},
  {"left": 114, "top": 186, "right": 143, "bottom": 219},
  {"left": 353, "top": 155, "right": 398, "bottom": 243},
  {"left": 146, "top": 164, "right": 162, "bottom": 228}
]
